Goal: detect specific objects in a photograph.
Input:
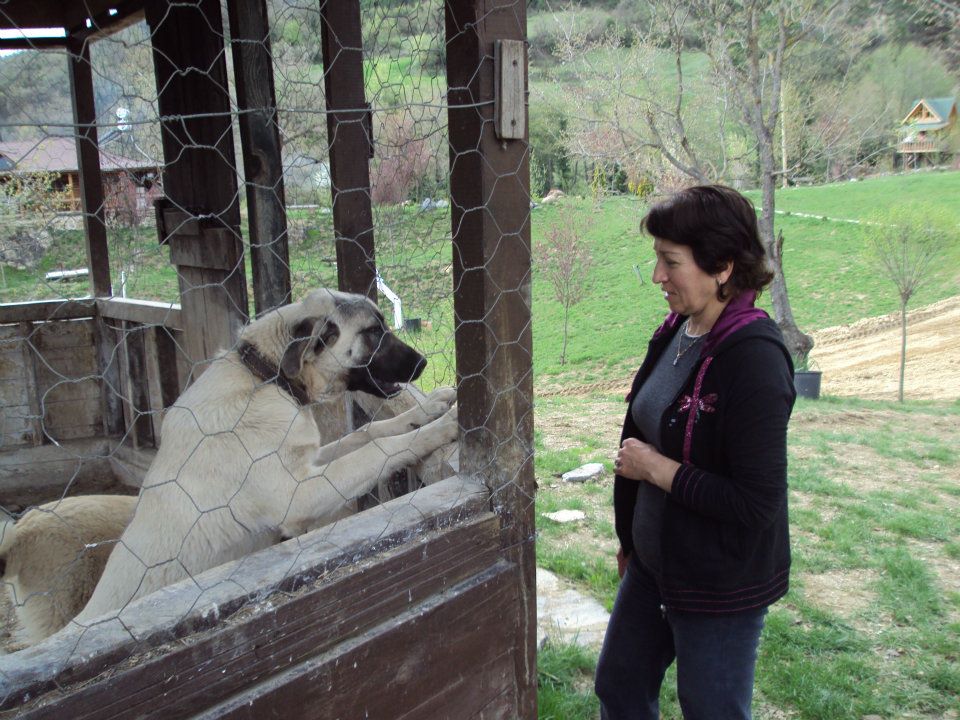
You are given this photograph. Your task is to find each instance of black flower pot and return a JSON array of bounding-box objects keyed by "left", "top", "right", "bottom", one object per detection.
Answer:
[{"left": 794, "top": 370, "right": 822, "bottom": 400}]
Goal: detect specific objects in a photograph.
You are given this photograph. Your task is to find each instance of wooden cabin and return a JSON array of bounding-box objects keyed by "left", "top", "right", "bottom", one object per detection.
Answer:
[
  {"left": 0, "top": 1, "right": 534, "bottom": 717},
  {"left": 897, "top": 96, "right": 958, "bottom": 158},
  {"left": 0, "top": 137, "right": 162, "bottom": 221}
]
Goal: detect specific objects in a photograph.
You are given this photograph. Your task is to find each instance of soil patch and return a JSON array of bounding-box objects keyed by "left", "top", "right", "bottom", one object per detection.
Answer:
[
  {"left": 810, "top": 296, "right": 960, "bottom": 400},
  {"left": 801, "top": 568, "right": 879, "bottom": 621}
]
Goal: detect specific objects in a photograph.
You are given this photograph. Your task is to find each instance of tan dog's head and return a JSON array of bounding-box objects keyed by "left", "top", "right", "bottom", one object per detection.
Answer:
[{"left": 242, "top": 288, "right": 426, "bottom": 400}]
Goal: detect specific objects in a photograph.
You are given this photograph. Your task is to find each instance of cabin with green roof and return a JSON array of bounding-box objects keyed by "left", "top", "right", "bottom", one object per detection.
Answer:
[{"left": 897, "top": 97, "right": 958, "bottom": 161}]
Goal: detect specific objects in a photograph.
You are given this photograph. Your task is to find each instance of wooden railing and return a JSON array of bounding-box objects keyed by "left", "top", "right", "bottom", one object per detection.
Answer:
[
  {"left": 0, "top": 297, "right": 187, "bottom": 449},
  {"left": 897, "top": 139, "right": 940, "bottom": 153}
]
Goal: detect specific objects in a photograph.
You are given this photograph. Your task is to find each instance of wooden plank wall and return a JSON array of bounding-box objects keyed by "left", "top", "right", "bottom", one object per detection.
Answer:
[
  {"left": 0, "top": 324, "right": 42, "bottom": 448},
  {"left": 29, "top": 320, "right": 102, "bottom": 442},
  {"left": 0, "top": 301, "right": 189, "bottom": 451},
  {"left": 0, "top": 319, "right": 101, "bottom": 447}
]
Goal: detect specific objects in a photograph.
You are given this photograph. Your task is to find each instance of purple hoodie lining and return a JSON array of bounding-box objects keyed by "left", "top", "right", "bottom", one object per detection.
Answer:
[
  {"left": 650, "top": 291, "right": 770, "bottom": 465},
  {"left": 682, "top": 357, "right": 713, "bottom": 465}
]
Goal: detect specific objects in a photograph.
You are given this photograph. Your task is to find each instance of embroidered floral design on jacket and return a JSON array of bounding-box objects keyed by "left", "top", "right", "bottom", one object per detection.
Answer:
[{"left": 678, "top": 392, "right": 718, "bottom": 422}]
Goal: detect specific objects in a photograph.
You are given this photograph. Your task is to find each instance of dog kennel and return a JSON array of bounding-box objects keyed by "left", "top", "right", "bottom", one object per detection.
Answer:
[{"left": 0, "top": 1, "right": 534, "bottom": 716}]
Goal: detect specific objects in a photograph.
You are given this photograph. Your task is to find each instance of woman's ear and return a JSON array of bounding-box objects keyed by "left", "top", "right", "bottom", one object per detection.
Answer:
[{"left": 717, "top": 261, "right": 734, "bottom": 286}]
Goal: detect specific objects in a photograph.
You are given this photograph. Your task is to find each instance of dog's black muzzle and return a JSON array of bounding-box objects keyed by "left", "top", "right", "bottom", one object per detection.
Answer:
[{"left": 347, "top": 332, "right": 427, "bottom": 398}]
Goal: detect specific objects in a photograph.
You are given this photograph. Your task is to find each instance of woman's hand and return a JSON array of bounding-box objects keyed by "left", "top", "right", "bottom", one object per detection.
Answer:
[{"left": 614, "top": 438, "right": 681, "bottom": 493}]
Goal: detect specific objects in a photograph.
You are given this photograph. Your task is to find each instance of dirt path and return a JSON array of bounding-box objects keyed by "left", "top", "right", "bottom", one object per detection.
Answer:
[{"left": 809, "top": 295, "right": 960, "bottom": 400}]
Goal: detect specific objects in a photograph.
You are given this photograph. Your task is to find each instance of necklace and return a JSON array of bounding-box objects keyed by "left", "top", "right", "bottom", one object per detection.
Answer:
[{"left": 673, "top": 319, "right": 705, "bottom": 366}]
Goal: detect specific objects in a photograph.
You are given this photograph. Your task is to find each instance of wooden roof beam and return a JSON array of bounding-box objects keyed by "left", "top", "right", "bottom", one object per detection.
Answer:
[{"left": 0, "top": 0, "right": 144, "bottom": 44}]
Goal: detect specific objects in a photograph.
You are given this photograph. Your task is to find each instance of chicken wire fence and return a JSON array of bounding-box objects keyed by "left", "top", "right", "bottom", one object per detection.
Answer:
[{"left": 0, "top": 0, "right": 532, "bottom": 705}]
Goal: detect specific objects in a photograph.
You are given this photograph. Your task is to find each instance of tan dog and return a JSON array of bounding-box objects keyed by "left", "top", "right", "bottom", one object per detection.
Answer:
[
  {"left": 0, "top": 496, "right": 137, "bottom": 646},
  {"left": 74, "top": 288, "right": 457, "bottom": 627}
]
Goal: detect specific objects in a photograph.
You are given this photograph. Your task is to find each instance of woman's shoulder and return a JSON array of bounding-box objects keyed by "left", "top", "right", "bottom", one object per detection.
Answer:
[{"left": 711, "top": 321, "right": 793, "bottom": 378}]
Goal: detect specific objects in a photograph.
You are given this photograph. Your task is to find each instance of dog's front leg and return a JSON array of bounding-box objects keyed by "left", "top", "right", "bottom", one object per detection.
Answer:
[
  {"left": 282, "top": 405, "right": 458, "bottom": 533},
  {"left": 312, "top": 387, "right": 456, "bottom": 465}
]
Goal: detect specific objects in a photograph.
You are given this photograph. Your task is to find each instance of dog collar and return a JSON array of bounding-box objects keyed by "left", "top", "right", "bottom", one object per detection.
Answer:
[{"left": 237, "top": 341, "right": 310, "bottom": 406}]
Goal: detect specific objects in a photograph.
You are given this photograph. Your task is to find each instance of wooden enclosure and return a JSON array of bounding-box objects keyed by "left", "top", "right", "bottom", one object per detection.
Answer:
[{"left": 0, "top": 0, "right": 534, "bottom": 717}]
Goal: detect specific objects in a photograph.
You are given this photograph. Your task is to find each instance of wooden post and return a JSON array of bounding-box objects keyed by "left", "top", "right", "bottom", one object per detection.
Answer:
[
  {"left": 445, "top": 1, "right": 534, "bottom": 716},
  {"left": 226, "top": 0, "right": 292, "bottom": 316},
  {"left": 145, "top": 0, "right": 249, "bottom": 373},
  {"left": 319, "top": 0, "right": 377, "bottom": 301},
  {"left": 66, "top": 37, "right": 112, "bottom": 298},
  {"left": 120, "top": 322, "right": 154, "bottom": 449}
]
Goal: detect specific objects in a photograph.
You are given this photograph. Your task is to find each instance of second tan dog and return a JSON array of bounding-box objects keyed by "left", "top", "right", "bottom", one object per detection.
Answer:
[{"left": 0, "top": 496, "right": 136, "bottom": 647}]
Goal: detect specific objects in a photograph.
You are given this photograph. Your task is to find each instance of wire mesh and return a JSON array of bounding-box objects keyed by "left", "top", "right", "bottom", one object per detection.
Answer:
[{"left": 0, "top": 0, "right": 532, "bottom": 709}]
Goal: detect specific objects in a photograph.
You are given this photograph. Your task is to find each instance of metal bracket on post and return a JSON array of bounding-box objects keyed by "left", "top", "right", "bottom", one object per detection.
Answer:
[{"left": 494, "top": 39, "right": 526, "bottom": 140}]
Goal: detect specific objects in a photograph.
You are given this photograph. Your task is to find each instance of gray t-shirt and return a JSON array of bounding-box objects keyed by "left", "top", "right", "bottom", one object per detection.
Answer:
[{"left": 629, "top": 324, "right": 703, "bottom": 574}]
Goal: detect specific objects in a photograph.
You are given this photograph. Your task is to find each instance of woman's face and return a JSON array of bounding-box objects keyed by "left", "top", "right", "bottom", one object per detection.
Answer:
[{"left": 651, "top": 238, "right": 730, "bottom": 319}]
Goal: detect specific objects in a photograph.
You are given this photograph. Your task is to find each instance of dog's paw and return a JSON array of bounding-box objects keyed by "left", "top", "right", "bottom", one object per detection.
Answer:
[
  {"left": 430, "top": 404, "right": 459, "bottom": 445},
  {"left": 409, "top": 387, "right": 457, "bottom": 427}
]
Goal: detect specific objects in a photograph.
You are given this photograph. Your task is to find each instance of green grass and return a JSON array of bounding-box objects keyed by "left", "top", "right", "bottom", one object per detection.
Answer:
[
  {"left": 538, "top": 641, "right": 599, "bottom": 720},
  {"left": 538, "top": 396, "right": 960, "bottom": 719}
]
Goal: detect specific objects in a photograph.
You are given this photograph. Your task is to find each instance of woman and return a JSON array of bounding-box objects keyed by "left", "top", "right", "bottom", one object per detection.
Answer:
[{"left": 594, "top": 185, "right": 795, "bottom": 719}]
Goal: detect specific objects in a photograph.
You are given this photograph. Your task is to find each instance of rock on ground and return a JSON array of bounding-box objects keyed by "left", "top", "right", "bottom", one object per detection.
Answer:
[{"left": 537, "top": 567, "right": 610, "bottom": 649}]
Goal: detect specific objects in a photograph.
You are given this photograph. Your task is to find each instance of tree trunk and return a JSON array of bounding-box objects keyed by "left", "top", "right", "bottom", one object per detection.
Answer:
[
  {"left": 757, "top": 136, "right": 813, "bottom": 359},
  {"left": 899, "top": 300, "right": 907, "bottom": 402},
  {"left": 561, "top": 303, "right": 570, "bottom": 365}
]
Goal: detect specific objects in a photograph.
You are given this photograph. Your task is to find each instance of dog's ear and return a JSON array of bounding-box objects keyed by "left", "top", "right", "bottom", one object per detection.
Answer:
[{"left": 280, "top": 318, "right": 340, "bottom": 377}]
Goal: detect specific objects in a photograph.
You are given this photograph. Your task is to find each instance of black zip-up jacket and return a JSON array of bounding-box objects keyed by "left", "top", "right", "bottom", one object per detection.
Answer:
[{"left": 614, "top": 296, "right": 795, "bottom": 613}]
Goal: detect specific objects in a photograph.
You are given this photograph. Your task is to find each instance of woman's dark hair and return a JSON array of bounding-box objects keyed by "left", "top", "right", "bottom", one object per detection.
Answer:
[{"left": 641, "top": 185, "right": 774, "bottom": 300}]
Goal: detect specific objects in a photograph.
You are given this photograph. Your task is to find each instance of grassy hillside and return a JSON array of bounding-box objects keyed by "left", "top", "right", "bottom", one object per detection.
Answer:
[{"left": 531, "top": 170, "right": 960, "bottom": 380}]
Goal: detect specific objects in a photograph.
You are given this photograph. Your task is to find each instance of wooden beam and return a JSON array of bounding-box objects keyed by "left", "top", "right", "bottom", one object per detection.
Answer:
[
  {"left": 16, "top": 322, "right": 45, "bottom": 446},
  {"left": 0, "top": 299, "right": 96, "bottom": 324},
  {"left": 319, "top": 1, "right": 377, "bottom": 301},
  {"left": 94, "top": 315, "right": 125, "bottom": 437},
  {"left": 0, "top": 37, "right": 67, "bottom": 51},
  {"left": 96, "top": 297, "right": 181, "bottom": 329},
  {"left": 205, "top": 561, "right": 519, "bottom": 719},
  {"left": 0, "top": 0, "right": 138, "bottom": 34},
  {"left": 226, "top": 0, "right": 291, "bottom": 317},
  {"left": 70, "top": 2, "right": 145, "bottom": 43},
  {"left": 445, "top": 0, "right": 535, "bottom": 716},
  {"left": 145, "top": 0, "right": 249, "bottom": 371},
  {"left": 120, "top": 322, "right": 154, "bottom": 448},
  {"left": 67, "top": 36, "right": 112, "bottom": 298}
]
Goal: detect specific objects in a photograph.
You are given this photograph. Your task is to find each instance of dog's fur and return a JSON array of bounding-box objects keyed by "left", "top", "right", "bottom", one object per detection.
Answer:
[
  {"left": 0, "top": 496, "right": 137, "bottom": 646},
  {"left": 74, "top": 288, "right": 457, "bottom": 625}
]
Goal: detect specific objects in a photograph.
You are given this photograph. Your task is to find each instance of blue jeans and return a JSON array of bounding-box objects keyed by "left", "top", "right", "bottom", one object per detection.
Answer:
[{"left": 595, "top": 557, "right": 767, "bottom": 720}]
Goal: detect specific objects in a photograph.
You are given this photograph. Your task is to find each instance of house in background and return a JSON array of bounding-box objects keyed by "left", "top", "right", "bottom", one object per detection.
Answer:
[
  {"left": 0, "top": 136, "right": 162, "bottom": 224},
  {"left": 896, "top": 97, "right": 958, "bottom": 167}
]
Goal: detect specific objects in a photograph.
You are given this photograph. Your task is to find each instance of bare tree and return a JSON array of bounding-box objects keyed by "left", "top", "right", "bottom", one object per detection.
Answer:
[
  {"left": 550, "top": 0, "right": 872, "bottom": 358},
  {"left": 534, "top": 209, "right": 592, "bottom": 366},
  {"left": 555, "top": 15, "right": 730, "bottom": 188},
  {"left": 691, "top": 0, "right": 856, "bottom": 359},
  {"left": 866, "top": 206, "right": 954, "bottom": 402}
]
